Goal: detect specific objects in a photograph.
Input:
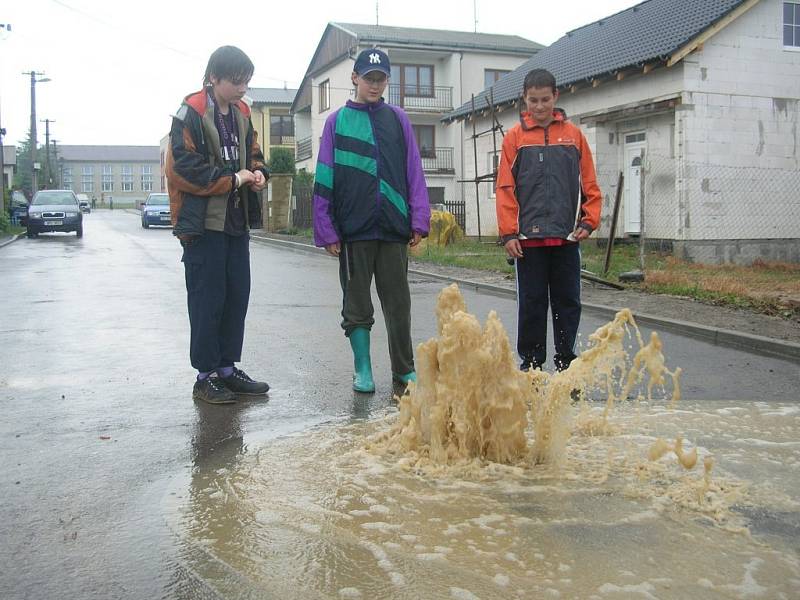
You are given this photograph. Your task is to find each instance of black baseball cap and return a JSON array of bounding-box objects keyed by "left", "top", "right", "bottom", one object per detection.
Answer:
[{"left": 353, "top": 48, "right": 390, "bottom": 77}]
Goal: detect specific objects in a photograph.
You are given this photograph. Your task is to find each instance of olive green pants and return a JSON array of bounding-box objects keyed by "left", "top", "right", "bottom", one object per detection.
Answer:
[{"left": 338, "top": 240, "right": 414, "bottom": 375}]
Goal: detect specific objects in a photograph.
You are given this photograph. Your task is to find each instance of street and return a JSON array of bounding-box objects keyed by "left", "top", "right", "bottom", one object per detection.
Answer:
[{"left": 1, "top": 210, "right": 798, "bottom": 599}]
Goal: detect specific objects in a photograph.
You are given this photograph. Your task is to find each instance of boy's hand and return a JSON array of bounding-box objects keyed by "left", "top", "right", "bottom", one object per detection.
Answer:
[
  {"left": 409, "top": 232, "right": 422, "bottom": 247},
  {"left": 236, "top": 169, "right": 256, "bottom": 187},
  {"left": 325, "top": 242, "right": 341, "bottom": 257},
  {"left": 504, "top": 239, "right": 523, "bottom": 258},
  {"left": 250, "top": 170, "right": 267, "bottom": 192},
  {"left": 571, "top": 227, "right": 590, "bottom": 242}
]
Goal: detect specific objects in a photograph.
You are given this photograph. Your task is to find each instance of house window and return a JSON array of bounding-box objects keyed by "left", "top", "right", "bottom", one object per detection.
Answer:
[
  {"left": 121, "top": 165, "right": 133, "bottom": 192},
  {"left": 270, "top": 114, "right": 295, "bottom": 145},
  {"left": 141, "top": 165, "right": 153, "bottom": 192},
  {"left": 62, "top": 166, "right": 73, "bottom": 188},
  {"left": 391, "top": 64, "right": 434, "bottom": 97},
  {"left": 488, "top": 152, "right": 500, "bottom": 196},
  {"left": 785, "top": 2, "right": 800, "bottom": 48},
  {"left": 319, "top": 79, "right": 330, "bottom": 112},
  {"left": 484, "top": 69, "right": 511, "bottom": 89},
  {"left": 81, "top": 166, "right": 93, "bottom": 193},
  {"left": 625, "top": 132, "right": 646, "bottom": 144},
  {"left": 412, "top": 125, "right": 436, "bottom": 159},
  {"left": 102, "top": 164, "right": 114, "bottom": 192}
]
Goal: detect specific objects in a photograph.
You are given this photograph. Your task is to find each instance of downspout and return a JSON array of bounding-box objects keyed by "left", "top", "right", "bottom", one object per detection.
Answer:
[{"left": 458, "top": 51, "right": 465, "bottom": 214}]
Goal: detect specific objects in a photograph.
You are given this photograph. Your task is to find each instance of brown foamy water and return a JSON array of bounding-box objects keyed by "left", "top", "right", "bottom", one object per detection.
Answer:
[{"left": 166, "top": 285, "right": 800, "bottom": 599}]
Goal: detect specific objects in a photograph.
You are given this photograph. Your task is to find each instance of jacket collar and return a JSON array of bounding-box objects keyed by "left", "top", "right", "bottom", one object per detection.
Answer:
[
  {"left": 346, "top": 98, "right": 386, "bottom": 111},
  {"left": 184, "top": 88, "right": 251, "bottom": 118},
  {"left": 519, "top": 108, "right": 567, "bottom": 131}
]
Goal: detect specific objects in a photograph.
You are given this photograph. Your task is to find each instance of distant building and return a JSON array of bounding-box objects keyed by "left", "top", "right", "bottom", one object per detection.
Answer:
[
  {"left": 248, "top": 87, "right": 297, "bottom": 160},
  {"left": 2, "top": 145, "right": 16, "bottom": 191},
  {"left": 58, "top": 145, "right": 161, "bottom": 205}
]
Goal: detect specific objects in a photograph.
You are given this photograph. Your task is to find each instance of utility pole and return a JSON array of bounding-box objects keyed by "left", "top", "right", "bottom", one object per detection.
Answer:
[
  {"left": 51, "top": 138, "right": 60, "bottom": 188},
  {"left": 22, "top": 70, "right": 50, "bottom": 196},
  {"left": 41, "top": 118, "right": 54, "bottom": 188}
]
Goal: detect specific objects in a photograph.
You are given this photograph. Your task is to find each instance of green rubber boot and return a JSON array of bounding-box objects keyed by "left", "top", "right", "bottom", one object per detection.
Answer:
[
  {"left": 393, "top": 371, "right": 417, "bottom": 385},
  {"left": 349, "top": 328, "right": 375, "bottom": 393}
]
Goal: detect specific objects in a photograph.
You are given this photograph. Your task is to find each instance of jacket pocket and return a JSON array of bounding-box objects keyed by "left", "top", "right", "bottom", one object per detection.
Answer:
[{"left": 175, "top": 193, "right": 207, "bottom": 237}]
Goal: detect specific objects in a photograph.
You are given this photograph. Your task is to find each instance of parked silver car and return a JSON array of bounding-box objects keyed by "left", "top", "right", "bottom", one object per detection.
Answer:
[{"left": 27, "top": 190, "right": 83, "bottom": 238}]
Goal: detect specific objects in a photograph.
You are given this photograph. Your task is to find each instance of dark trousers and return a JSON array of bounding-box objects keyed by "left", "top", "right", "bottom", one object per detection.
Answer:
[
  {"left": 182, "top": 231, "right": 251, "bottom": 373},
  {"left": 338, "top": 240, "right": 414, "bottom": 375},
  {"left": 516, "top": 243, "right": 581, "bottom": 371}
]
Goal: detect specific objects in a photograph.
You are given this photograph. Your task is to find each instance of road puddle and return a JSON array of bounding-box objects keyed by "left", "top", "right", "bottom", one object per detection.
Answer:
[{"left": 166, "top": 285, "right": 800, "bottom": 599}]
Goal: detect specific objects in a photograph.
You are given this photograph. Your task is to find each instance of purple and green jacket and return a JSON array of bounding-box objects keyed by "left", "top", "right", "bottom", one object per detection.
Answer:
[{"left": 313, "top": 99, "right": 431, "bottom": 246}]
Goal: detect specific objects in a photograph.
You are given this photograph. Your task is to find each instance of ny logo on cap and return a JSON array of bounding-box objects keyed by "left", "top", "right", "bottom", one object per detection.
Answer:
[{"left": 369, "top": 53, "right": 381, "bottom": 64}]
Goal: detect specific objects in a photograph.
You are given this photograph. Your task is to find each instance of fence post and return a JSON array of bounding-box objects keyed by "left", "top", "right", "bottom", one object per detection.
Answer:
[
  {"left": 639, "top": 149, "right": 646, "bottom": 272},
  {"left": 603, "top": 171, "right": 624, "bottom": 275}
]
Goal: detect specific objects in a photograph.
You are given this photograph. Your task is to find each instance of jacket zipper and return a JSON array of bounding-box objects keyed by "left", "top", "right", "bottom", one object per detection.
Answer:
[{"left": 368, "top": 103, "right": 381, "bottom": 240}]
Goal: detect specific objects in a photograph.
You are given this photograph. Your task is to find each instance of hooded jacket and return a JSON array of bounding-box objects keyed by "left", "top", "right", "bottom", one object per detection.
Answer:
[
  {"left": 496, "top": 110, "right": 601, "bottom": 244},
  {"left": 165, "top": 89, "right": 268, "bottom": 238},
  {"left": 312, "top": 99, "right": 430, "bottom": 246}
]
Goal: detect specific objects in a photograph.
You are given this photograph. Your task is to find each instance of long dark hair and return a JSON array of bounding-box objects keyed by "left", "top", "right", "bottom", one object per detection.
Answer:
[{"left": 203, "top": 46, "right": 254, "bottom": 86}]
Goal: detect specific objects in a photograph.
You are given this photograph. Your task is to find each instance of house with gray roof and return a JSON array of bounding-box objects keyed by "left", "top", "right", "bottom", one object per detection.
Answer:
[
  {"left": 292, "top": 22, "right": 542, "bottom": 222},
  {"left": 58, "top": 145, "right": 162, "bottom": 206},
  {"left": 248, "top": 87, "right": 298, "bottom": 160},
  {"left": 446, "top": 0, "right": 800, "bottom": 264}
]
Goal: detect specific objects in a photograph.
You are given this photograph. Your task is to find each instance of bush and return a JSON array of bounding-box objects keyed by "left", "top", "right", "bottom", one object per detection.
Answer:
[
  {"left": 0, "top": 212, "right": 10, "bottom": 233},
  {"left": 267, "top": 147, "right": 296, "bottom": 175}
]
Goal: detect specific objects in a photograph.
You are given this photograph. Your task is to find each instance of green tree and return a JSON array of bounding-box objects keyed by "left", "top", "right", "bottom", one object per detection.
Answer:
[{"left": 267, "top": 147, "right": 296, "bottom": 175}]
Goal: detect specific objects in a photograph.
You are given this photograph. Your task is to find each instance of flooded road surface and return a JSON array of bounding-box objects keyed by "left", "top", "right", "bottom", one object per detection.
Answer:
[
  {"left": 1, "top": 211, "right": 798, "bottom": 599},
  {"left": 165, "top": 399, "right": 800, "bottom": 599}
]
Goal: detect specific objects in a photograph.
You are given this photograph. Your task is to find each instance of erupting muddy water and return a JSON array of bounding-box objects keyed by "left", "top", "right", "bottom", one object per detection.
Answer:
[{"left": 167, "top": 285, "right": 800, "bottom": 599}]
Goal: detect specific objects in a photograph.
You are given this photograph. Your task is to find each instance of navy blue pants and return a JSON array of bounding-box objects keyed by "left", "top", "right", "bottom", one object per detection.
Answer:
[
  {"left": 515, "top": 243, "right": 581, "bottom": 371},
  {"left": 182, "top": 231, "right": 250, "bottom": 373}
]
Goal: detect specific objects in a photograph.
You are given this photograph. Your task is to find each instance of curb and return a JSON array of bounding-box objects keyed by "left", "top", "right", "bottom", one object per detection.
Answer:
[
  {"left": 0, "top": 233, "right": 21, "bottom": 249},
  {"left": 250, "top": 233, "right": 800, "bottom": 364}
]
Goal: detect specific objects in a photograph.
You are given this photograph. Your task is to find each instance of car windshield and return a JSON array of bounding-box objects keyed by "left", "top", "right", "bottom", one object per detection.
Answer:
[
  {"left": 32, "top": 192, "right": 77, "bottom": 206},
  {"left": 147, "top": 195, "right": 169, "bottom": 206}
]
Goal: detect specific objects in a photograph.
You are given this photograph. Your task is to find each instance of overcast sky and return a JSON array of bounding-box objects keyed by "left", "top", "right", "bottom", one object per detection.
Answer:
[{"left": 0, "top": 0, "right": 641, "bottom": 147}]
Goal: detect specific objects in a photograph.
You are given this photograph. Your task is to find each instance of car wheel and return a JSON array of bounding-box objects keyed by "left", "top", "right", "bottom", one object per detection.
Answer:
[
  {"left": 76, "top": 225, "right": 83, "bottom": 238},
  {"left": 26, "top": 229, "right": 37, "bottom": 238}
]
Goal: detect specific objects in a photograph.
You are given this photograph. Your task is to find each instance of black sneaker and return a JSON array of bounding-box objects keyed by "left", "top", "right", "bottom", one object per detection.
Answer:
[
  {"left": 193, "top": 377, "right": 236, "bottom": 405},
  {"left": 520, "top": 359, "right": 542, "bottom": 372},
  {"left": 219, "top": 368, "right": 270, "bottom": 396}
]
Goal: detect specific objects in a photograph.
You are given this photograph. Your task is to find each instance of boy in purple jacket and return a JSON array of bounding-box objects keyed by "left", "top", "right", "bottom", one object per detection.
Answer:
[{"left": 313, "top": 48, "right": 431, "bottom": 393}]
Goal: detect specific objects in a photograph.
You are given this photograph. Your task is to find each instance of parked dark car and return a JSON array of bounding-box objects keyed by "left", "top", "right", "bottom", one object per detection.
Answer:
[
  {"left": 141, "top": 193, "right": 172, "bottom": 228},
  {"left": 9, "top": 191, "right": 29, "bottom": 226},
  {"left": 27, "top": 190, "right": 83, "bottom": 238}
]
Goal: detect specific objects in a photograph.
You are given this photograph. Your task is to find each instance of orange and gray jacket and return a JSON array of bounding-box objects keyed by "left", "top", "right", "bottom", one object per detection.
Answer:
[
  {"left": 165, "top": 89, "right": 268, "bottom": 238},
  {"left": 496, "top": 110, "right": 601, "bottom": 244}
]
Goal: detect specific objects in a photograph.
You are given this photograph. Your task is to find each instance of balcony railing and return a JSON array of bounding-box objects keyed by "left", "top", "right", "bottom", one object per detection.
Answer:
[
  {"left": 296, "top": 137, "right": 312, "bottom": 161},
  {"left": 387, "top": 85, "right": 453, "bottom": 113},
  {"left": 420, "top": 147, "right": 454, "bottom": 174},
  {"left": 270, "top": 135, "right": 296, "bottom": 146}
]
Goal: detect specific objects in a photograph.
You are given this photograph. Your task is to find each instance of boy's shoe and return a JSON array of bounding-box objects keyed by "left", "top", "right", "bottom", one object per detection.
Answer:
[
  {"left": 392, "top": 371, "right": 417, "bottom": 385},
  {"left": 193, "top": 377, "right": 236, "bottom": 405},
  {"left": 219, "top": 368, "right": 270, "bottom": 396},
  {"left": 350, "top": 328, "right": 376, "bottom": 393},
  {"left": 520, "top": 359, "right": 542, "bottom": 372}
]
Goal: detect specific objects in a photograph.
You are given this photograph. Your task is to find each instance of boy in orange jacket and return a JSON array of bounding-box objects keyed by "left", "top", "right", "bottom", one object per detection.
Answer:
[{"left": 496, "top": 69, "right": 602, "bottom": 372}]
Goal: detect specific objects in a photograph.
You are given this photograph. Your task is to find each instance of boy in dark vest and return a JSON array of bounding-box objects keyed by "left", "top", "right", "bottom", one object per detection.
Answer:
[{"left": 166, "top": 46, "right": 270, "bottom": 404}]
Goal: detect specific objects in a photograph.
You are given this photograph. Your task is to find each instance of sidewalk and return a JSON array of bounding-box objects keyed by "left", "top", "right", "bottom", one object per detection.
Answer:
[{"left": 250, "top": 232, "right": 800, "bottom": 364}]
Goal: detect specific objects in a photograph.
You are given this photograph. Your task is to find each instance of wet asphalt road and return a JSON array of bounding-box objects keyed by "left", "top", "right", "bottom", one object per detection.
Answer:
[{"left": 1, "top": 210, "right": 798, "bottom": 599}]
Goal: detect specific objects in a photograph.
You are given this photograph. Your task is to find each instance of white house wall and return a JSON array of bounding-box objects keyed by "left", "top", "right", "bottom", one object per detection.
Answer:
[{"left": 677, "top": 0, "right": 800, "bottom": 246}]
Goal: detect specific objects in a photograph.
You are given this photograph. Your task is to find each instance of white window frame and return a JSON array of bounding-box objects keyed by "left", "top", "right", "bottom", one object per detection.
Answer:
[
  {"left": 785, "top": 1, "right": 800, "bottom": 50},
  {"left": 121, "top": 165, "right": 133, "bottom": 192},
  {"left": 102, "top": 164, "right": 114, "bottom": 192},
  {"left": 81, "top": 166, "right": 94, "bottom": 193},
  {"left": 62, "top": 166, "right": 73, "bottom": 188},
  {"left": 488, "top": 151, "right": 500, "bottom": 197},
  {"left": 141, "top": 165, "right": 153, "bottom": 192}
]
